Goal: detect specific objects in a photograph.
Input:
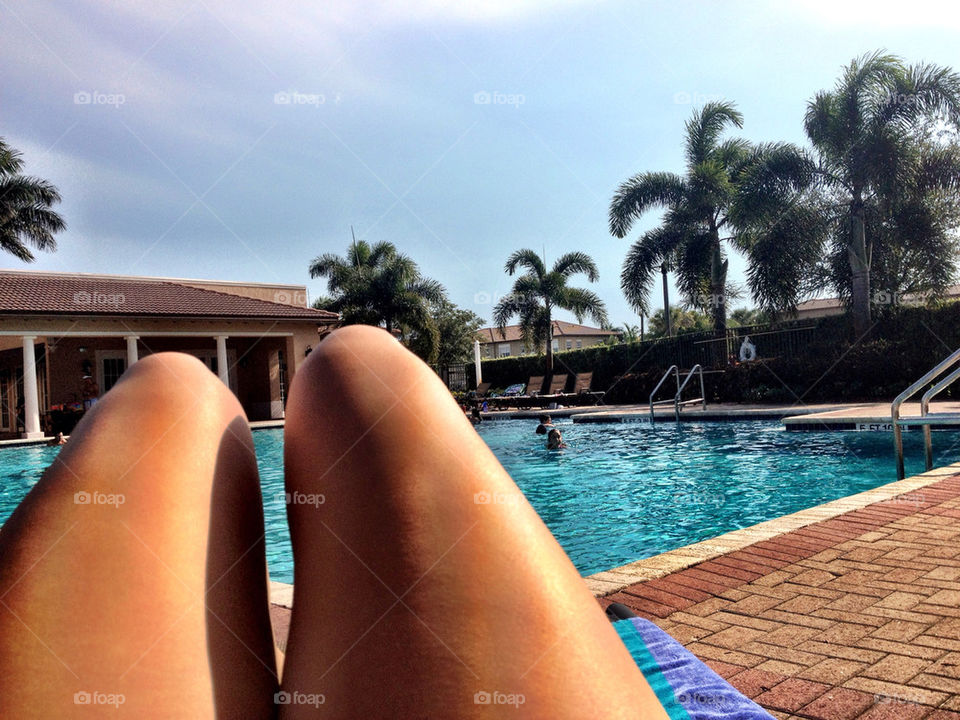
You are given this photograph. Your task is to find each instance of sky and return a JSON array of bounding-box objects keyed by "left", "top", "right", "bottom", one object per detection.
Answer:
[{"left": 3, "top": 0, "right": 960, "bottom": 328}]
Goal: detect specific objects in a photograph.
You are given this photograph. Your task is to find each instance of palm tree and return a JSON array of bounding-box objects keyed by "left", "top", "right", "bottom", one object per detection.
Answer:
[
  {"left": 615, "top": 323, "right": 641, "bottom": 343},
  {"left": 0, "top": 138, "right": 65, "bottom": 261},
  {"left": 492, "top": 249, "right": 608, "bottom": 373},
  {"left": 802, "top": 52, "right": 960, "bottom": 334},
  {"left": 609, "top": 102, "right": 753, "bottom": 332},
  {"left": 309, "top": 238, "right": 446, "bottom": 362}
]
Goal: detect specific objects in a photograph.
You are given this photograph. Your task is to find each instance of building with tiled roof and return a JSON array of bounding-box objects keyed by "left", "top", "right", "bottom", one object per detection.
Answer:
[
  {"left": 0, "top": 270, "right": 339, "bottom": 438},
  {"left": 476, "top": 319, "right": 616, "bottom": 359},
  {"left": 794, "top": 285, "right": 960, "bottom": 320}
]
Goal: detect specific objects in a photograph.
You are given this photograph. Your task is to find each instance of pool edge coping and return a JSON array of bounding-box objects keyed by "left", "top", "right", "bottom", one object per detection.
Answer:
[{"left": 584, "top": 460, "right": 960, "bottom": 598}]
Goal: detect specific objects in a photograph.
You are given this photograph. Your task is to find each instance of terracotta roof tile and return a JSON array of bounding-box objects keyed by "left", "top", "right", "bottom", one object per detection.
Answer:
[{"left": 0, "top": 271, "right": 339, "bottom": 321}]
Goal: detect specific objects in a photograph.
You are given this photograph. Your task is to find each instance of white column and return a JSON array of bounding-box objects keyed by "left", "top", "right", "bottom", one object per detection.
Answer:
[
  {"left": 473, "top": 339, "right": 482, "bottom": 386},
  {"left": 21, "top": 336, "right": 43, "bottom": 439},
  {"left": 215, "top": 336, "right": 229, "bottom": 385},
  {"left": 125, "top": 336, "right": 139, "bottom": 366}
]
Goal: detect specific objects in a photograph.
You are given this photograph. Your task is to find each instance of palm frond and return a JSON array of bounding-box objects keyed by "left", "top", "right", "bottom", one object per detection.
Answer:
[
  {"left": 608, "top": 171, "right": 686, "bottom": 237},
  {"left": 552, "top": 251, "right": 599, "bottom": 281},
  {"left": 684, "top": 100, "right": 744, "bottom": 167},
  {"left": 559, "top": 286, "right": 608, "bottom": 327},
  {"left": 504, "top": 248, "right": 546, "bottom": 277}
]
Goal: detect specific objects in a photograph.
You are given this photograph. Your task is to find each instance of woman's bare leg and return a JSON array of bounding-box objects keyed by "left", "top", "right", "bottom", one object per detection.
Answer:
[
  {"left": 0, "top": 353, "right": 278, "bottom": 719},
  {"left": 280, "top": 326, "right": 666, "bottom": 718}
]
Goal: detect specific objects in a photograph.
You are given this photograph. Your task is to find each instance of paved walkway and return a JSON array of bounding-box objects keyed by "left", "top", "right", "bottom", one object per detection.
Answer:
[{"left": 599, "top": 474, "right": 960, "bottom": 719}]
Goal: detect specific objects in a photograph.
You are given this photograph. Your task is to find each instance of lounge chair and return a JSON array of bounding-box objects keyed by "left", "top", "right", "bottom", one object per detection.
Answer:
[
  {"left": 567, "top": 372, "right": 605, "bottom": 406},
  {"left": 531, "top": 373, "right": 569, "bottom": 408},
  {"left": 501, "top": 375, "right": 546, "bottom": 410},
  {"left": 486, "top": 383, "right": 525, "bottom": 410},
  {"left": 607, "top": 603, "right": 774, "bottom": 719},
  {"left": 473, "top": 381, "right": 492, "bottom": 399}
]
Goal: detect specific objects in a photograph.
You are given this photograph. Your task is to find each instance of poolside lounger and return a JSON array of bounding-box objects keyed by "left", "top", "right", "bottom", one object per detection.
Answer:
[
  {"left": 486, "top": 383, "right": 526, "bottom": 410},
  {"left": 500, "top": 375, "right": 546, "bottom": 410},
  {"left": 531, "top": 373, "right": 570, "bottom": 408},
  {"left": 609, "top": 606, "right": 774, "bottom": 719},
  {"left": 473, "top": 381, "right": 492, "bottom": 398},
  {"left": 567, "top": 371, "right": 605, "bottom": 405}
]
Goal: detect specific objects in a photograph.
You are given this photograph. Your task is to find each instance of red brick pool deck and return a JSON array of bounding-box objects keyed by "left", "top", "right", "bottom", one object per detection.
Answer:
[
  {"left": 597, "top": 472, "right": 960, "bottom": 719},
  {"left": 268, "top": 470, "right": 960, "bottom": 719}
]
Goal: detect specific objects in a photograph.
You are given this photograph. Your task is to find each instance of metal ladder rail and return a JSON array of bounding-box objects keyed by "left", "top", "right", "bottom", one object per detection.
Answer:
[
  {"left": 892, "top": 348, "right": 960, "bottom": 479},
  {"left": 674, "top": 364, "right": 707, "bottom": 421},
  {"left": 919, "top": 364, "right": 960, "bottom": 471},
  {"left": 649, "top": 365, "right": 679, "bottom": 421}
]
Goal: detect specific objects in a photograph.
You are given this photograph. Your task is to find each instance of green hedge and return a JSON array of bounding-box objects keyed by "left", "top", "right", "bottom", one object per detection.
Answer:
[{"left": 477, "top": 303, "right": 960, "bottom": 404}]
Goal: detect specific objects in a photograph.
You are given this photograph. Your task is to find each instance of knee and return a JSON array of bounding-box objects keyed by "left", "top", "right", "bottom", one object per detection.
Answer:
[
  {"left": 292, "top": 325, "right": 412, "bottom": 395},
  {"left": 286, "top": 324, "right": 434, "bottom": 433},
  {"left": 107, "top": 352, "right": 240, "bottom": 417}
]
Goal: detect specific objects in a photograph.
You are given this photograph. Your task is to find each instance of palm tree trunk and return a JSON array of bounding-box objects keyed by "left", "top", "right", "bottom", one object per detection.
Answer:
[
  {"left": 849, "top": 201, "right": 872, "bottom": 337},
  {"left": 661, "top": 263, "right": 672, "bottom": 337},
  {"left": 545, "top": 314, "right": 554, "bottom": 374},
  {"left": 709, "top": 230, "right": 727, "bottom": 366},
  {"left": 709, "top": 234, "right": 727, "bottom": 333}
]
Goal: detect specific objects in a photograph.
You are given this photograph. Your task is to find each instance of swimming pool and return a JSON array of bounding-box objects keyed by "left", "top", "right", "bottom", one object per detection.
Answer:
[{"left": 1, "top": 421, "right": 957, "bottom": 583}]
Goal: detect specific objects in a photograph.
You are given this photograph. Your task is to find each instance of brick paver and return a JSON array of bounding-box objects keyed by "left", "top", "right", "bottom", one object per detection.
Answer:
[{"left": 599, "top": 474, "right": 960, "bottom": 718}]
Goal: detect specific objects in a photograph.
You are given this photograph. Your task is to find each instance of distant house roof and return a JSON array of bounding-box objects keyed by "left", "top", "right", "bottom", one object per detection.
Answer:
[
  {"left": 795, "top": 285, "right": 960, "bottom": 317},
  {"left": 477, "top": 320, "right": 616, "bottom": 344},
  {"left": 0, "top": 270, "right": 339, "bottom": 321}
]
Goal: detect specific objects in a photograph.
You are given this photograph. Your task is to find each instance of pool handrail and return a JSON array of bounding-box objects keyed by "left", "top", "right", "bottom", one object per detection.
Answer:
[
  {"left": 892, "top": 347, "right": 960, "bottom": 479},
  {"left": 674, "top": 364, "right": 707, "bottom": 421},
  {"left": 919, "top": 364, "right": 960, "bottom": 471},
  {"left": 649, "top": 365, "right": 679, "bottom": 421}
]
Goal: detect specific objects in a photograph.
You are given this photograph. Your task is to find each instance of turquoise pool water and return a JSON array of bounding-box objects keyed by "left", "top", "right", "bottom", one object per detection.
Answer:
[{"left": 1, "top": 421, "right": 957, "bottom": 583}]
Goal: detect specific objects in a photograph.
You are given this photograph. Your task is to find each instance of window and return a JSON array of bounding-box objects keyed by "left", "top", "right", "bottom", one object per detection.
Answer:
[
  {"left": 498, "top": 343, "right": 511, "bottom": 357},
  {"left": 0, "top": 369, "right": 9, "bottom": 430},
  {"left": 96, "top": 352, "right": 127, "bottom": 395},
  {"left": 552, "top": 339, "right": 559, "bottom": 352},
  {"left": 278, "top": 349, "right": 288, "bottom": 408},
  {"left": 576, "top": 339, "right": 582, "bottom": 349},
  {"left": 566, "top": 340, "right": 572, "bottom": 350}
]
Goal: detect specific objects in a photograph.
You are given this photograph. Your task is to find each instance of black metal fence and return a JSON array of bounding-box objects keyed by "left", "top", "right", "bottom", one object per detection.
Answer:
[
  {"left": 436, "top": 363, "right": 470, "bottom": 391},
  {"left": 616, "top": 322, "right": 828, "bottom": 371}
]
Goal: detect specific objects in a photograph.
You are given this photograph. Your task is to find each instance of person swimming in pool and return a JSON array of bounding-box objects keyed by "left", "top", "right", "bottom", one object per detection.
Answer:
[
  {"left": 0, "top": 326, "right": 667, "bottom": 719},
  {"left": 535, "top": 413, "right": 554, "bottom": 435},
  {"left": 547, "top": 427, "right": 567, "bottom": 450},
  {"left": 46, "top": 431, "right": 67, "bottom": 447}
]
